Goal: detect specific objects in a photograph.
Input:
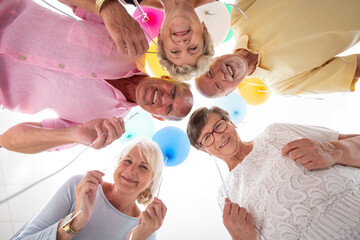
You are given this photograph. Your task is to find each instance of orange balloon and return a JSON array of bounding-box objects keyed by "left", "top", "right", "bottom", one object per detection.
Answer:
[{"left": 237, "top": 77, "right": 271, "bottom": 105}]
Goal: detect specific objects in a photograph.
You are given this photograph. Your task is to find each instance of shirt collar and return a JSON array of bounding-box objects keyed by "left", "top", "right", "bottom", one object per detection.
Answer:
[{"left": 233, "top": 34, "right": 269, "bottom": 79}]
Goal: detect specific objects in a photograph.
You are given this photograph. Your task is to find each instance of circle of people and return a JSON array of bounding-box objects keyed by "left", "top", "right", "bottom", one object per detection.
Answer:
[{"left": 1, "top": 0, "right": 360, "bottom": 239}]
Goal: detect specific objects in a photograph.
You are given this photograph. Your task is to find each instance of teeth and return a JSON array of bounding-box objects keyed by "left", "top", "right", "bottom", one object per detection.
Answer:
[
  {"left": 220, "top": 138, "right": 229, "bottom": 148},
  {"left": 174, "top": 30, "right": 189, "bottom": 36},
  {"left": 226, "top": 65, "right": 234, "bottom": 77},
  {"left": 152, "top": 89, "right": 158, "bottom": 104},
  {"left": 123, "top": 176, "right": 137, "bottom": 183}
]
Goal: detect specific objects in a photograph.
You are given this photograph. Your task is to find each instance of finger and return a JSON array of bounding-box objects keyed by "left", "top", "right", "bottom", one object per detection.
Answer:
[
  {"left": 230, "top": 203, "right": 239, "bottom": 222},
  {"left": 223, "top": 199, "right": 232, "bottom": 217},
  {"left": 115, "top": 37, "right": 126, "bottom": 55},
  {"left": 238, "top": 207, "right": 247, "bottom": 225},
  {"left": 304, "top": 161, "right": 316, "bottom": 170},
  {"left": 295, "top": 155, "right": 312, "bottom": 166},
  {"left": 110, "top": 117, "right": 122, "bottom": 138},
  {"left": 246, "top": 212, "right": 254, "bottom": 225},
  {"left": 103, "top": 120, "right": 117, "bottom": 146},
  {"left": 281, "top": 140, "right": 301, "bottom": 156},
  {"left": 86, "top": 170, "right": 105, "bottom": 184},
  {"left": 141, "top": 38, "right": 149, "bottom": 55},
  {"left": 125, "top": 39, "right": 137, "bottom": 56},
  {"left": 154, "top": 198, "right": 167, "bottom": 219},
  {"left": 288, "top": 148, "right": 306, "bottom": 160},
  {"left": 133, "top": 38, "right": 144, "bottom": 57},
  {"left": 92, "top": 124, "right": 107, "bottom": 148},
  {"left": 145, "top": 204, "right": 157, "bottom": 219}
]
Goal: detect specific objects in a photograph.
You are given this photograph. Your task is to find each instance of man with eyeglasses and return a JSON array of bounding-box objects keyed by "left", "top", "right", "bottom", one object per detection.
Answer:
[{"left": 186, "top": 106, "right": 360, "bottom": 239}]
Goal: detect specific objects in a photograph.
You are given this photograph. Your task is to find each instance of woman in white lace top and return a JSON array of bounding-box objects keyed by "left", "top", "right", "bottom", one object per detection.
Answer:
[{"left": 187, "top": 106, "right": 360, "bottom": 240}]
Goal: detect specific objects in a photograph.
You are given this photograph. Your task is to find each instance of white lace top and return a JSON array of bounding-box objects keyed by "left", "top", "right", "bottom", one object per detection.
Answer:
[{"left": 218, "top": 123, "right": 360, "bottom": 240}]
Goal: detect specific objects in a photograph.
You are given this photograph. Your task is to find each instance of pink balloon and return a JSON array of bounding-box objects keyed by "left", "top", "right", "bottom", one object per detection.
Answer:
[{"left": 132, "top": 7, "right": 164, "bottom": 43}]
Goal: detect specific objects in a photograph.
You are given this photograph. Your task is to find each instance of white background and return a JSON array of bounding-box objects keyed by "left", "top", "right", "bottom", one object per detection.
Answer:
[{"left": 0, "top": 1, "right": 360, "bottom": 239}]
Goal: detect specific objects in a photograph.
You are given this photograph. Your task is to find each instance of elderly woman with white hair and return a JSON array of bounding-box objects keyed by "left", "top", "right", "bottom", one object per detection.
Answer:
[
  {"left": 140, "top": 0, "right": 216, "bottom": 80},
  {"left": 14, "top": 137, "right": 166, "bottom": 240}
]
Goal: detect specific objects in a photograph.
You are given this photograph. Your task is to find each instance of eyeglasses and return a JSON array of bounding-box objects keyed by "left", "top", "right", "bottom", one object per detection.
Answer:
[{"left": 199, "top": 117, "right": 228, "bottom": 147}]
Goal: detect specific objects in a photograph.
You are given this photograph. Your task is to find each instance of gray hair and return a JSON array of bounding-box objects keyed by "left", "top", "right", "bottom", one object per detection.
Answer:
[
  {"left": 117, "top": 137, "right": 164, "bottom": 205},
  {"left": 157, "top": 30, "right": 215, "bottom": 81},
  {"left": 187, "top": 107, "right": 231, "bottom": 150}
]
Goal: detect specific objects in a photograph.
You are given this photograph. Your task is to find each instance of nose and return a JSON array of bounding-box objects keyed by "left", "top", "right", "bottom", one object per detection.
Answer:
[
  {"left": 176, "top": 39, "right": 189, "bottom": 45},
  {"left": 161, "top": 93, "right": 173, "bottom": 105}
]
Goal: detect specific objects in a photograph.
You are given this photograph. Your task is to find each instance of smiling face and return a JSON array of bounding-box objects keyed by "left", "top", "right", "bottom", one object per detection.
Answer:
[
  {"left": 135, "top": 78, "right": 193, "bottom": 120},
  {"left": 195, "top": 54, "right": 248, "bottom": 98},
  {"left": 113, "top": 147, "right": 154, "bottom": 196},
  {"left": 160, "top": 12, "right": 206, "bottom": 67},
  {"left": 197, "top": 113, "right": 241, "bottom": 160}
]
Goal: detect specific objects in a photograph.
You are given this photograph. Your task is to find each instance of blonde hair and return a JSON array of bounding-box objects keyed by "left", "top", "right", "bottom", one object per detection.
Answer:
[
  {"left": 117, "top": 137, "right": 164, "bottom": 205},
  {"left": 157, "top": 31, "right": 215, "bottom": 81}
]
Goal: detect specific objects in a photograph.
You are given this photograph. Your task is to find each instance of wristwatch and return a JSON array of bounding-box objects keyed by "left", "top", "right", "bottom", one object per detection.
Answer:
[{"left": 61, "top": 213, "right": 80, "bottom": 236}]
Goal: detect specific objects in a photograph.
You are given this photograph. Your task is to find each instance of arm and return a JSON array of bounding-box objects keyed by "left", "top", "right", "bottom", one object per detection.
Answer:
[
  {"left": 127, "top": 198, "right": 167, "bottom": 240},
  {"left": 0, "top": 117, "right": 124, "bottom": 153},
  {"left": 272, "top": 55, "right": 358, "bottom": 95},
  {"left": 222, "top": 198, "right": 256, "bottom": 240},
  {"left": 58, "top": 0, "right": 148, "bottom": 56},
  {"left": 57, "top": 171, "right": 104, "bottom": 240},
  {"left": 282, "top": 134, "right": 360, "bottom": 170},
  {"left": 13, "top": 175, "right": 81, "bottom": 240}
]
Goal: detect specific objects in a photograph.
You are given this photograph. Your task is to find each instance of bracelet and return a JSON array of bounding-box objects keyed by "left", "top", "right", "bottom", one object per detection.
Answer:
[{"left": 95, "top": 0, "right": 108, "bottom": 16}]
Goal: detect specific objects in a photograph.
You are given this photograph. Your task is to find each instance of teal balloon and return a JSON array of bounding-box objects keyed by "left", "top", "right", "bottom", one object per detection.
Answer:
[
  {"left": 215, "top": 93, "right": 247, "bottom": 125},
  {"left": 223, "top": 28, "right": 234, "bottom": 43},
  {"left": 152, "top": 126, "right": 190, "bottom": 167},
  {"left": 119, "top": 110, "right": 154, "bottom": 143},
  {"left": 223, "top": 3, "right": 234, "bottom": 43}
]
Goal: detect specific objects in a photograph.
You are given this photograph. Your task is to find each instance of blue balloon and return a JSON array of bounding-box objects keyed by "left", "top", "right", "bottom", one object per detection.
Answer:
[
  {"left": 152, "top": 126, "right": 190, "bottom": 167},
  {"left": 119, "top": 110, "right": 154, "bottom": 143},
  {"left": 214, "top": 93, "right": 247, "bottom": 125}
]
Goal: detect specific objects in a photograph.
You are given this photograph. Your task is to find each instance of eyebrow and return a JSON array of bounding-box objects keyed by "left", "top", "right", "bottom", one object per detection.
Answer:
[{"left": 126, "top": 156, "right": 148, "bottom": 164}]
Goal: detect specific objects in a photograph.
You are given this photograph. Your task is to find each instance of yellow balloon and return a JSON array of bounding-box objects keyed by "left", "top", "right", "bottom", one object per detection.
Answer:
[
  {"left": 237, "top": 77, "right": 271, "bottom": 105},
  {"left": 145, "top": 38, "right": 169, "bottom": 77}
]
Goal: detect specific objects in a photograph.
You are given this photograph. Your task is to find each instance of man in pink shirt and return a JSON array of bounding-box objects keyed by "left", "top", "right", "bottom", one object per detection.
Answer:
[{"left": 0, "top": 0, "right": 193, "bottom": 153}]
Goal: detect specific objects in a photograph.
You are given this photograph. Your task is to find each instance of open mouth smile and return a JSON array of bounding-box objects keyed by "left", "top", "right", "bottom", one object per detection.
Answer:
[
  {"left": 173, "top": 30, "right": 190, "bottom": 36},
  {"left": 219, "top": 137, "right": 230, "bottom": 148},
  {"left": 122, "top": 176, "right": 138, "bottom": 184},
  {"left": 152, "top": 89, "right": 158, "bottom": 104},
  {"left": 226, "top": 64, "right": 234, "bottom": 78}
]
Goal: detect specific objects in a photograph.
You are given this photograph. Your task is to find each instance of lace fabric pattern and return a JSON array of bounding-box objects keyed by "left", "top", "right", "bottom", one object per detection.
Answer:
[{"left": 218, "top": 123, "right": 360, "bottom": 239}]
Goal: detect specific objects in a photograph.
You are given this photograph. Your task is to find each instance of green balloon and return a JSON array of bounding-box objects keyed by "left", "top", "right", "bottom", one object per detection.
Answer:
[{"left": 223, "top": 3, "right": 234, "bottom": 43}]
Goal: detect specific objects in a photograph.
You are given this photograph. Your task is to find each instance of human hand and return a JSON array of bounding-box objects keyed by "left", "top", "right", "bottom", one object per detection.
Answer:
[
  {"left": 71, "top": 170, "right": 104, "bottom": 231},
  {"left": 73, "top": 117, "right": 125, "bottom": 149},
  {"left": 131, "top": 198, "right": 167, "bottom": 239},
  {"left": 281, "top": 138, "right": 339, "bottom": 170},
  {"left": 223, "top": 198, "right": 256, "bottom": 240},
  {"left": 101, "top": 1, "right": 149, "bottom": 56}
]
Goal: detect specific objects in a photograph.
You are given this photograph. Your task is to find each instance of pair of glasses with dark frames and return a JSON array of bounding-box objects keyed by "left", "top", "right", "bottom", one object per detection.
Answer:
[{"left": 200, "top": 117, "right": 228, "bottom": 147}]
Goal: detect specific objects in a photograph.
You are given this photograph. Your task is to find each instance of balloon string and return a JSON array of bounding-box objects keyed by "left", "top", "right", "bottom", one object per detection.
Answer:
[
  {"left": 0, "top": 110, "right": 142, "bottom": 206},
  {"left": 213, "top": 156, "right": 267, "bottom": 240},
  {"left": 0, "top": 131, "right": 107, "bottom": 205},
  {"left": 41, "top": 0, "right": 156, "bottom": 59},
  {"left": 225, "top": 3, "right": 248, "bottom": 19},
  {"left": 156, "top": 156, "right": 168, "bottom": 198}
]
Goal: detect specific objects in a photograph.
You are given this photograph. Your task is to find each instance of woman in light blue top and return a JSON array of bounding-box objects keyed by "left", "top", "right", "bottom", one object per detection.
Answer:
[{"left": 14, "top": 137, "right": 166, "bottom": 240}]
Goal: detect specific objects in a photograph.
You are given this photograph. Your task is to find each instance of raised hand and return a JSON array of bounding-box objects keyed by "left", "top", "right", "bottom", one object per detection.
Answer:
[
  {"left": 222, "top": 198, "right": 256, "bottom": 240},
  {"left": 129, "top": 197, "right": 167, "bottom": 240},
  {"left": 70, "top": 170, "right": 105, "bottom": 231},
  {"left": 101, "top": 1, "right": 149, "bottom": 56},
  {"left": 74, "top": 117, "right": 125, "bottom": 149}
]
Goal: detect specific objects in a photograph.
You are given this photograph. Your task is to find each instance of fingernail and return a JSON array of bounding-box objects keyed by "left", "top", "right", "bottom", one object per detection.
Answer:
[
  {"left": 114, "top": 117, "right": 118, "bottom": 122},
  {"left": 105, "top": 121, "right": 109, "bottom": 125}
]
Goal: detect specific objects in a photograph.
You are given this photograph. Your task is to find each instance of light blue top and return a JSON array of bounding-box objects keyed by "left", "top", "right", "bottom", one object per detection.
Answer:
[{"left": 14, "top": 175, "right": 156, "bottom": 240}]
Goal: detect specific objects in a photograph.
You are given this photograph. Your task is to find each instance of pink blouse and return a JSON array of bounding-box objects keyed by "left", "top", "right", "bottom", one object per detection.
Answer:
[{"left": 0, "top": 0, "right": 144, "bottom": 129}]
